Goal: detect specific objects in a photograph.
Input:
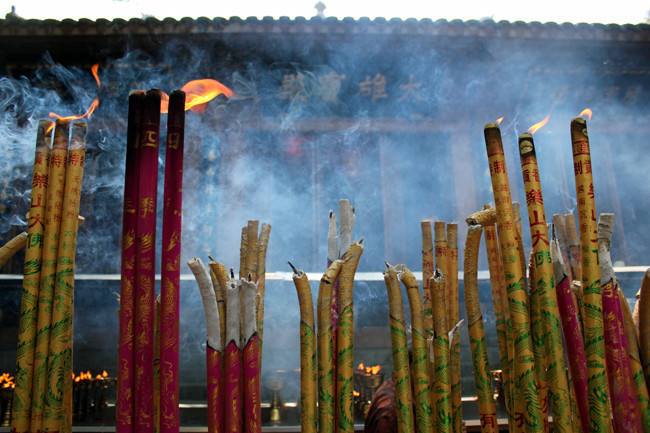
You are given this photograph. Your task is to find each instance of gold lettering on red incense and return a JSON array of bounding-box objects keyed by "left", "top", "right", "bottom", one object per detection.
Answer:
[{"left": 143, "top": 130, "right": 158, "bottom": 148}]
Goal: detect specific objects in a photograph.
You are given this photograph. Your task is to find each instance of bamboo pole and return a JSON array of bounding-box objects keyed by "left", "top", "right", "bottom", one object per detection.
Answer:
[
  {"left": 598, "top": 213, "right": 641, "bottom": 432},
  {"left": 0, "top": 232, "right": 27, "bottom": 268},
  {"left": 187, "top": 257, "right": 223, "bottom": 433},
  {"left": 483, "top": 123, "right": 543, "bottom": 432},
  {"left": 518, "top": 132, "right": 573, "bottom": 433},
  {"left": 336, "top": 241, "right": 363, "bottom": 433},
  {"left": 241, "top": 279, "right": 261, "bottom": 433},
  {"left": 159, "top": 89, "right": 185, "bottom": 433},
  {"left": 431, "top": 272, "right": 452, "bottom": 433},
  {"left": 433, "top": 221, "right": 448, "bottom": 321},
  {"left": 11, "top": 120, "right": 53, "bottom": 433},
  {"left": 30, "top": 120, "right": 69, "bottom": 432},
  {"left": 618, "top": 289, "right": 650, "bottom": 432},
  {"left": 446, "top": 224, "right": 461, "bottom": 433},
  {"left": 291, "top": 264, "right": 316, "bottom": 433},
  {"left": 317, "top": 259, "right": 344, "bottom": 433},
  {"left": 399, "top": 266, "right": 433, "bottom": 433},
  {"left": 483, "top": 217, "right": 515, "bottom": 431},
  {"left": 43, "top": 121, "right": 87, "bottom": 432},
  {"left": 570, "top": 117, "right": 612, "bottom": 433},
  {"left": 116, "top": 90, "right": 144, "bottom": 433},
  {"left": 383, "top": 264, "right": 415, "bottom": 433},
  {"left": 463, "top": 225, "right": 498, "bottom": 433}
]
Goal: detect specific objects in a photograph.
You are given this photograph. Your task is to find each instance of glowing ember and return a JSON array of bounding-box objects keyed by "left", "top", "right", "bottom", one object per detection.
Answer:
[
  {"left": 528, "top": 115, "right": 550, "bottom": 135},
  {"left": 49, "top": 63, "right": 101, "bottom": 121},
  {"left": 353, "top": 390, "right": 360, "bottom": 397},
  {"left": 579, "top": 108, "right": 593, "bottom": 121},
  {"left": 160, "top": 78, "right": 234, "bottom": 114},
  {"left": 357, "top": 362, "right": 365, "bottom": 371},
  {"left": 496, "top": 116, "right": 504, "bottom": 126}
]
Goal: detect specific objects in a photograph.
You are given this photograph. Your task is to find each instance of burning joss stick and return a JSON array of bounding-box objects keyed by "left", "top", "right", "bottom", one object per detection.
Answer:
[
  {"left": 291, "top": 264, "right": 317, "bottom": 433},
  {"left": 430, "top": 272, "right": 451, "bottom": 433},
  {"left": 399, "top": 266, "right": 433, "bottom": 433},
  {"left": 245, "top": 221, "right": 259, "bottom": 280},
  {"left": 187, "top": 258, "right": 223, "bottom": 433},
  {"left": 336, "top": 241, "right": 363, "bottom": 433},
  {"left": 256, "top": 223, "right": 271, "bottom": 348},
  {"left": 483, "top": 123, "right": 543, "bottom": 432},
  {"left": 11, "top": 120, "right": 53, "bottom": 433},
  {"left": 241, "top": 279, "right": 261, "bottom": 433},
  {"left": 208, "top": 259, "right": 229, "bottom": 347},
  {"left": 550, "top": 239, "right": 589, "bottom": 433},
  {"left": 597, "top": 213, "right": 641, "bottom": 432},
  {"left": 117, "top": 90, "right": 144, "bottom": 433},
  {"left": 317, "top": 259, "right": 344, "bottom": 433},
  {"left": 239, "top": 228, "right": 248, "bottom": 280},
  {"left": 383, "top": 265, "right": 414, "bottom": 433},
  {"left": 134, "top": 89, "right": 162, "bottom": 433},
  {"left": 518, "top": 132, "right": 573, "bottom": 433},
  {"left": 465, "top": 206, "right": 496, "bottom": 226},
  {"left": 30, "top": 120, "right": 69, "bottom": 431},
  {"left": 617, "top": 288, "right": 650, "bottom": 431},
  {"left": 462, "top": 225, "right": 497, "bottom": 433},
  {"left": 0, "top": 232, "right": 27, "bottom": 268},
  {"left": 570, "top": 117, "right": 612, "bottom": 432},
  {"left": 225, "top": 278, "right": 243, "bottom": 433},
  {"left": 446, "top": 223, "right": 462, "bottom": 433},
  {"left": 159, "top": 90, "right": 186, "bottom": 433},
  {"left": 43, "top": 121, "right": 87, "bottom": 432},
  {"left": 420, "top": 221, "right": 434, "bottom": 345}
]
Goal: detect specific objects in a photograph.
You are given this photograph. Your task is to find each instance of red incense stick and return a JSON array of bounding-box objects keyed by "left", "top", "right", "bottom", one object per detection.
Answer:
[
  {"left": 117, "top": 90, "right": 144, "bottom": 433},
  {"left": 159, "top": 90, "right": 186, "bottom": 433},
  {"left": 134, "top": 89, "right": 162, "bottom": 433},
  {"left": 207, "top": 345, "right": 224, "bottom": 433}
]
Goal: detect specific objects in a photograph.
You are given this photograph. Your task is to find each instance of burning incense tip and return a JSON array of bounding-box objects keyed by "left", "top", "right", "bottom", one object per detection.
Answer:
[
  {"left": 527, "top": 114, "right": 550, "bottom": 134},
  {"left": 496, "top": 116, "right": 504, "bottom": 126},
  {"left": 288, "top": 261, "right": 299, "bottom": 275},
  {"left": 579, "top": 108, "right": 593, "bottom": 121}
]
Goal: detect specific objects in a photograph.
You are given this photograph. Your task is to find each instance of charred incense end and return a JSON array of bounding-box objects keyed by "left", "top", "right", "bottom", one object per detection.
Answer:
[
  {"left": 230, "top": 268, "right": 235, "bottom": 279},
  {"left": 288, "top": 261, "right": 299, "bottom": 275},
  {"left": 385, "top": 261, "right": 391, "bottom": 269},
  {"left": 248, "top": 273, "right": 253, "bottom": 282},
  {"left": 208, "top": 255, "right": 216, "bottom": 262},
  {"left": 329, "top": 210, "right": 333, "bottom": 219},
  {"left": 358, "top": 238, "right": 364, "bottom": 245}
]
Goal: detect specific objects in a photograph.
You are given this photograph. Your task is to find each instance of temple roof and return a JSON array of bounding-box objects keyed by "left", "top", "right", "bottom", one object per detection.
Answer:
[{"left": 1, "top": 15, "right": 650, "bottom": 42}]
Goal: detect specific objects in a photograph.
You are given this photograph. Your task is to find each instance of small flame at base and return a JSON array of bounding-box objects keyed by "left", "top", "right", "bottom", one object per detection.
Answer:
[
  {"left": 579, "top": 108, "right": 593, "bottom": 121},
  {"left": 528, "top": 115, "right": 550, "bottom": 135}
]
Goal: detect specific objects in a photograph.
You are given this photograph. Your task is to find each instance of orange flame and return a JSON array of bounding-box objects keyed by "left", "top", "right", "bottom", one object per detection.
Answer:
[
  {"left": 160, "top": 78, "right": 234, "bottom": 114},
  {"left": 579, "top": 108, "right": 593, "bottom": 121},
  {"left": 353, "top": 390, "right": 360, "bottom": 397},
  {"left": 102, "top": 370, "right": 109, "bottom": 378},
  {"left": 496, "top": 116, "right": 504, "bottom": 126},
  {"left": 49, "top": 63, "right": 101, "bottom": 122},
  {"left": 357, "top": 362, "right": 365, "bottom": 371},
  {"left": 528, "top": 115, "right": 550, "bottom": 135}
]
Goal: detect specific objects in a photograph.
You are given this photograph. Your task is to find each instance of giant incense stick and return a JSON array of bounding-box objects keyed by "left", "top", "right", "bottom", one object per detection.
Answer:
[
  {"left": 159, "top": 90, "right": 186, "bottom": 433},
  {"left": 0, "top": 232, "right": 27, "bottom": 268},
  {"left": 208, "top": 259, "right": 229, "bottom": 348},
  {"left": 421, "top": 220, "right": 434, "bottom": 344},
  {"left": 463, "top": 225, "right": 497, "bottom": 433},
  {"left": 317, "top": 259, "right": 344, "bottom": 433},
  {"left": 518, "top": 132, "right": 573, "bottom": 433},
  {"left": 256, "top": 223, "right": 271, "bottom": 348},
  {"left": 291, "top": 265, "right": 317, "bottom": 433},
  {"left": 383, "top": 265, "right": 414, "bottom": 433},
  {"left": 527, "top": 256, "right": 549, "bottom": 432},
  {"left": 551, "top": 239, "right": 589, "bottom": 433},
  {"left": 446, "top": 224, "right": 462, "bottom": 433},
  {"left": 399, "top": 266, "right": 433, "bottom": 433},
  {"left": 336, "top": 241, "right": 363, "bottom": 433},
  {"left": 43, "top": 120, "right": 87, "bottom": 431},
  {"left": 11, "top": 120, "right": 53, "bottom": 433},
  {"left": 484, "top": 123, "right": 543, "bottom": 432},
  {"left": 618, "top": 289, "right": 650, "bottom": 432},
  {"left": 483, "top": 217, "right": 515, "bottom": 429},
  {"left": 639, "top": 270, "right": 650, "bottom": 387},
  {"left": 241, "top": 279, "right": 261, "bottom": 433},
  {"left": 598, "top": 213, "right": 641, "bottom": 432},
  {"left": 117, "top": 90, "right": 144, "bottom": 433},
  {"left": 431, "top": 272, "right": 452, "bottom": 433},
  {"left": 245, "top": 221, "right": 259, "bottom": 280},
  {"left": 134, "top": 89, "right": 162, "bottom": 433},
  {"left": 188, "top": 258, "right": 223, "bottom": 433},
  {"left": 30, "top": 120, "right": 69, "bottom": 431},
  {"left": 225, "top": 278, "right": 243, "bottom": 433},
  {"left": 570, "top": 117, "right": 612, "bottom": 432}
]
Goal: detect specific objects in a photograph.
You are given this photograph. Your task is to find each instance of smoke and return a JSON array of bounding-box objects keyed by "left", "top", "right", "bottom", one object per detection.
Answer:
[{"left": 1, "top": 28, "right": 649, "bottom": 400}]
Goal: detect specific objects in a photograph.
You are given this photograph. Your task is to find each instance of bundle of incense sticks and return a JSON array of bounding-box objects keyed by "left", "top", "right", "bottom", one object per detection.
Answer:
[
  {"left": 189, "top": 219, "right": 270, "bottom": 433},
  {"left": 117, "top": 89, "right": 186, "bottom": 433},
  {"left": 10, "top": 119, "right": 88, "bottom": 433},
  {"left": 293, "top": 203, "right": 363, "bottom": 433}
]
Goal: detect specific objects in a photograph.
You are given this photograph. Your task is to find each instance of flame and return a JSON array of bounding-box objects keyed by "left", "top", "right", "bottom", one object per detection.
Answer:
[
  {"left": 160, "top": 78, "right": 234, "bottom": 114},
  {"left": 579, "top": 108, "right": 593, "bottom": 121},
  {"left": 357, "top": 362, "right": 365, "bottom": 371},
  {"left": 496, "top": 116, "right": 504, "bottom": 126},
  {"left": 102, "top": 370, "right": 109, "bottom": 378},
  {"left": 353, "top": 390, "right": 360, "bottom": 397},
  {"left": 49, "top": 63, "right": 101, "bottom": 121},
  {"left": 528, "top": 115, "right": 550, "bottom": 135}
]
